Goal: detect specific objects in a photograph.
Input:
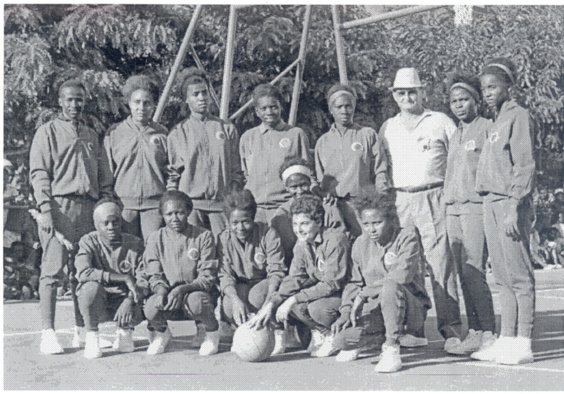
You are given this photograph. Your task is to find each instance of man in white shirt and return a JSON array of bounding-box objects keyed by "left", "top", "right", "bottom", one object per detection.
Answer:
[{"left": 380, "top": 68, "right": 462, "bottom": 352}]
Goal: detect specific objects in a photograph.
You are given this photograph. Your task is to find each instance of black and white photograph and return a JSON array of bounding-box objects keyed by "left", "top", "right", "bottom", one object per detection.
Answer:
[{"left": 3, "top": 2, "right": 564, "bottom": 390}]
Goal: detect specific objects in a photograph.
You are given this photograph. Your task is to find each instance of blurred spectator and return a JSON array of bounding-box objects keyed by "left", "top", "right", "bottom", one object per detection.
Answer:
[
  {"left": 3, "top": 241, "right": 40, "bottom": 300},
  {"left": 533, "top": 185, "right": 556, "bottom": 231}
]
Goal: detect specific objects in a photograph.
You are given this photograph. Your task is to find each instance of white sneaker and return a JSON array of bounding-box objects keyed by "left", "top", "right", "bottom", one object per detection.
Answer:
[
  {"left": 271, "top": 329, "right": 287, "bottom": 356},
  {"left": 375, "top": 343, "right": 402, "bottom": 373},
  {"left": 71, "top": 326, "right": 112, "bottom": 348},
  {"left": 192, "top": 322, "right": 207, "bottom": 348},
  {"left": 147, "top": 329, "right": 156, "bottom": 345},
  {"left": 199, "top": 329, "right": 220, "bottom": 356},
  {"left": 495, "top": 336, "right": 534, "bottom": 365},
  {"left": 470, "top": 333, "right": 502, "bottom": 361},
  {"left": 71, "top": 326, "right": 85, "bottom": 348},
  {"left": 112, "top": 328, "right": 135, "bottom": 353},
  {"left": 146, "top": 328, "right": 172, "bottom": 355},
  {"left": 83, "top": 331, "right": 102, "bottom": 359},
  {"left": 399, "top": 334, "right": 428, "bottom": 348},
  {"left": 312, "top": 334, "right": 338, "bottom": 358},
  {"left": 444, "top": 337, "right": 462, "bottom": 352},
  {"left": 307, "top": 329, "right": 325, "bottom": 353},
  {"left": 40, "top": 329, "right": 65, "bottom": 355},
  {"left": 447, "top": 330, "right": 483, "bottom": 355},
  {"left": 336, "top": 348, "right": 361, "bottom": 362}
]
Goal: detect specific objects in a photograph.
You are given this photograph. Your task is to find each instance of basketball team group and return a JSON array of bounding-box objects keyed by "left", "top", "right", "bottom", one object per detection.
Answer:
[{"left": 29, "top": 56, "right": 536, "bottom": 373}]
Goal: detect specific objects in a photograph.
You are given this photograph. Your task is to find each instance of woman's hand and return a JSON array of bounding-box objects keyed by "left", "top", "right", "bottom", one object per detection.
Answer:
[
  {"left": 164, "top": 286, "right": 186, "bottom": 311},
  {"left": 231, "top": 297, "right": 250, "bottom": 326},
  {"left": 247, "top": 302, "right": 274, "bottom": 329},
  {"left": 275, "top": 296, "right": 297, "bottom": 326},
  {"left": 504, "top": 203, "right": 520, "bottom": 241},
  {"left": 331, "top": 313, "right": 351, "bottom": 335},
  {"left": 351, "top": 295, "right": 364, "bottom": 327}
]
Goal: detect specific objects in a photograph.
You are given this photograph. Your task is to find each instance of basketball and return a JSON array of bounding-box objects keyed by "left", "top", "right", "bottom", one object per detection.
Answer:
[{"left": 231, "top": 323, "right": 275, "bottom": 362}]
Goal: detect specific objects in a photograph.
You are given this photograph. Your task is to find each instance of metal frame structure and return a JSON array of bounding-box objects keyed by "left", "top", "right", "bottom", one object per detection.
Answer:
[{"left": 154, "top": 5, "right": 451, "bottom": 124}]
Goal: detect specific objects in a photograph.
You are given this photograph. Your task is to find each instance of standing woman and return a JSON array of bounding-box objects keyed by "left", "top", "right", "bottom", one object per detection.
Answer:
[
  {"left": 473, "top": 58, "right": 536, "bottom": 364},
  {"left": 240, "top": 84, "right": 313, "bottom": 224},
  {"left": 105, "top": 75, "right": 168, "bottom": 242},
  {"left": 167, "top": 68, "right": 243, "bottom": 238},
  {"left": 443, "top": 73, "right": 496, "bottom": 355},
  {"left": 314, "top": 84, "right": 391, "bottom": 238}
]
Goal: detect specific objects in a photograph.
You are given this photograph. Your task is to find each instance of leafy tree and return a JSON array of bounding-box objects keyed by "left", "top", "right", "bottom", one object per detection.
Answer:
[{"left": 4, "top": 4, "right": 563, "bottom": 187}]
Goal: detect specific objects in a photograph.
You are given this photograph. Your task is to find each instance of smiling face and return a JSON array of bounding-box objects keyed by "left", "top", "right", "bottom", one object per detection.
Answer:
[
  {"left": 392, "top": 88, "right": 424, "bottom": 114},
  {"left": 450, "top": 87, "right": 478, "bottom": 123},
  {"left": 162, "top": 199, "right": 190, "bottom": 233},
  {"left": 255, "top": 96, "right": 282, "bottom": 128},
  {"left": 480, "top": 74, "right": 510, "bottom": 111},
  {"left": 285, "top": 173, "right": 312, "bottom": 198},
  {"left": 330, "top": 95, "right": 355, "bottom": 127},
  {"left": 229, "top": 209, "right": 254, "bottom": 243},
  {"left": 292, "top": 213, "right": 322, "bottom": 244},
  {"left": 59, "top": 86, "right": 85, "bottom": 121},
  {"left": 359, "top": 208, "right": 392, "bottom": 246},
  {"left": 185, "top": 82, "right": 210, "bottom": 115},
  {"left": 129, "top": 89, "right": 155, "bottom": 125}
]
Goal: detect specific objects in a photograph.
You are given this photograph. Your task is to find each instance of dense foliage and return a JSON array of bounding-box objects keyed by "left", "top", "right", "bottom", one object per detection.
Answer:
[{"left": 4, "top": 4, "right": 564, "bottom": 186}]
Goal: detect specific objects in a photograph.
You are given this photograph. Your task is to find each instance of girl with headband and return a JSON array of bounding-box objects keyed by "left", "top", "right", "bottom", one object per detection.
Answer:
[
  {"left": 240, "top": 84, "right": 313, "bottom": 224},
  {"left": 167, "top": 68, "right": 243, "bottom": 238},
  {"left": 104, "top": 75, "right": 168, "bottom": 243},
  {"left": 473, "top": 57, "right": 536, "bottom": 364},
  {"left": 216, "top": 189, "right": 288, "bottom": 355},
  {"left": 271, "top": 156, "right": 347, "bottom": 267},
  {"left": 443, "top": 73, "right": 496, "bottom": 356},
  {"left": 314, "top": 84, "right": 391, "bottom": 239}
]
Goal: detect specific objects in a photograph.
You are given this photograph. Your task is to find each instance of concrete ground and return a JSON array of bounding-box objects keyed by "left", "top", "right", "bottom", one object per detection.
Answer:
[{"left": 4, "top": 270, "right": 564, "bottom": 391}]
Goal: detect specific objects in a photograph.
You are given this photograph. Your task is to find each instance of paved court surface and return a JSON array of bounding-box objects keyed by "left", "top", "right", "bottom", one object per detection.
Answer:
[{"left": 4, "top": 270, "right": 563, "bottom": 391}]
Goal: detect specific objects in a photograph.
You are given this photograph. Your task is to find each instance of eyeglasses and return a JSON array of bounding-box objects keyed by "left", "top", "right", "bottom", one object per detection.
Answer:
[{"left": 392, "top": 89, "right": 419, "bottom": 97}]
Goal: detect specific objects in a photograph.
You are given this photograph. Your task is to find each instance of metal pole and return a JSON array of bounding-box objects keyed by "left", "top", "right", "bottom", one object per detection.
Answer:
[
  {"left": 229, "top": 58, "right": 300, "bottom": 121},
  {"left": 288, "top": 5, "right": 313, "bottom": 126},
  {"left": 341, "top": 5, "right": 446, "bottom": 29},
  {"left": 331, "top": 5, "right": 348, "bottom": 85},
  {"left": 220, "top": 5, "right": 238, "bottom": 120},
  {"left": 189, "top": 44, "right": 220, "bottom": 109},
  {"left": 153, "top": 4, "right": 203, "bottom": 123}
]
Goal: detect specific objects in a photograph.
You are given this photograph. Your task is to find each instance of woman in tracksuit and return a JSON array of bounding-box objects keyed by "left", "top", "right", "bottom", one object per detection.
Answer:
[
  {"left": 104, "top": 75, "right": 168, "bottom": 242},
  {"left": 443, "top": 73, "right": 496, "bottom": 356},
  {"left": 473, "top": 58, "right": 536, "bottom": 365}
]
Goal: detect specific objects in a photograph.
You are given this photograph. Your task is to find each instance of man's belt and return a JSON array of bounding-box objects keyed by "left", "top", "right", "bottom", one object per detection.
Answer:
[{"left": 395, "top": 182, "right": 444, "bottom": 193}]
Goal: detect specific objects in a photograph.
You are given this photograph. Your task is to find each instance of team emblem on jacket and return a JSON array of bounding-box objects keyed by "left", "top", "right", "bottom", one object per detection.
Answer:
[
  {"left": 87, "top": 142, "right": 94, "bottom": 151},
  {"left": 150, "top": 135, "right": 161, "bottom": 145},
  {"left": 187, "top": 248, "right": 200, "bottom": 260},
  {"left": 464, "top": 140, "right": 476, "bottom": 151},
  {"left": 384, "top": 252, "right": 398, "bottom": 268},
  {"left": 317, "top": 258, "right": 326, "bottom": 272},
  {"left": 216, "top": 131, "right": 227, "bottom": 140},
  {"left": 118, "top": 260, "right": 133, "bottom": 273},
  {"left": 417, "top": 137, "right": 431, "bottom": 152},
  {"left": 351, "top": 142, "right": 363, "bottom": 152},
  {"left": 254, "top": 252, "right": 267, "bottom": 266},
  {"left": 489, "top": 132, "right": 500, "bottom": 143},
  {"left": 279, "top": 138, "right": 291, "bottom": 148}
]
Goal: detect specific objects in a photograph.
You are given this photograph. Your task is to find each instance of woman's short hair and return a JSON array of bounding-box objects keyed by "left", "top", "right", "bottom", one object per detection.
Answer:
[
  {"left": 352, "top": 187, "right": 398, "bottom": 220},
  {"left": 253, "top": 84, "right": 284, "bottom": 106},
  {"left": 326, "top": 83, "right": 357, "bottom": 108},
  {"left": 180, "top": 67, "right": 209, "bottom": 101},
  {"left": 122, "top": 75, "right": 160, "bottom": 103},
  {"left": 278, "top": 156, "right": 312, "bottom": 181},
  {"left": 290, "top": 194, "right": 325, "bottom": 224},
  {"left": 159, "top": 190, "right": 193, "bottom": 214},
  {"left": 223, "top": 189, "right": 258, "bottom": 219},
  {"left": 58, "top": 79, "right": 86, "bottom": 97},
  {"left": 481, "top": 57, "right": 517, "bottom": 86}
]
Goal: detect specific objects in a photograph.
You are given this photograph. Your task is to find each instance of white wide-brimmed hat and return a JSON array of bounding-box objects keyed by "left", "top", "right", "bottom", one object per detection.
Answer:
[{"left": 389, "top": 68, "right": 425, "bottom": 90}]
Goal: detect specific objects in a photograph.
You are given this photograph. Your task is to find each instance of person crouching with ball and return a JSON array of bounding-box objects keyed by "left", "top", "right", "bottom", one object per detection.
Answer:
[
  {"left": 217, "top": 190, "right": 288, "bottom": 355},
  {"left": 142, "top": 191, "right": 220, "bottom": 356},
  {"left": 331, "top": 189, "right": 431, "bottom": 373},
  {"left": 75, "top": 199, "right": 145, "bottom": 359},
  {"left": 248, "top": 194, "right": 351, "bottom": 358}
]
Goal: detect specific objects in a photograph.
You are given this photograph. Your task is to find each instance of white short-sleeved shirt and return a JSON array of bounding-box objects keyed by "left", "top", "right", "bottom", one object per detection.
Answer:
[{"left": 380, "top": 110, "right": 456, "bottom": 188}]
